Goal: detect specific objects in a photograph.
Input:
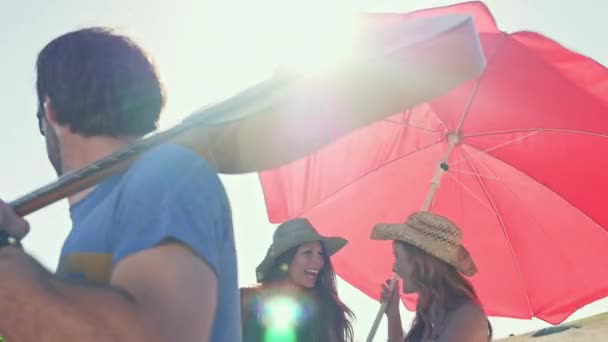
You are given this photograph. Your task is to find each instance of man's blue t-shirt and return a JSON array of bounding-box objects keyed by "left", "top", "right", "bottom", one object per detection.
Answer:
[{"left": 55, "top": 143, "right": 241, "bottom": 342}]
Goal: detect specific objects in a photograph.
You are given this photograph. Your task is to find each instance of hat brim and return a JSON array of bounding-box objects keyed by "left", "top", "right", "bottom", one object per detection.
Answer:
[
  {"left": 322, "top": 236, "right": 348, "bottom": 256},
  {"left": 371, "top": 222, "right": 477, "bottom": 277},
  {"left": 256, "top": 235, "right": 347, "bottom": 282}
]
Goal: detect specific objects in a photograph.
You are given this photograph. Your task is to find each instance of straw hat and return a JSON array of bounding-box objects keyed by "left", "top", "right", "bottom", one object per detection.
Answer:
[
  {"left": 256, "top": 218, "right": 347, "bottom": 282},
  {"left": 371, "top": 211, "right": 477, "bottom": 276}
]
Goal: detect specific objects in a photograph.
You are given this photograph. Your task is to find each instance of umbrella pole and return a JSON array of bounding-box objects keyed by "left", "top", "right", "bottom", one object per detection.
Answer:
[
  {"left": 420, "top": 132, "right": 461, "bottom": 210},
  {"left": 365, "top": 37, "right": 492, "bottom": 338},
  {"left": 365, "top": 134, "right": 460, "bottom": 342}
]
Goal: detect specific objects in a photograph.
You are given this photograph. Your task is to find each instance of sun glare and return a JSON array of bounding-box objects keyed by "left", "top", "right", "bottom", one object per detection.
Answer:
[
  {"left": 271, "top": 8, "right": 360, "bottom": 76},
  {"left": 157, "top": 0, "right": 366, "bottom": 128},
  {"left": 159, "top": 1, "right": 363, "bottom": 128}
]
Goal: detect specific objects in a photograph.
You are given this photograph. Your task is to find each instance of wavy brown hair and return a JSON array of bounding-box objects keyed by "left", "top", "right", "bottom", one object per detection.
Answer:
[
  {"left": 261, "top": 242, "right": 355, "bottom": 342},
  {"left": 399, "top": 242, "right": 492, "bottom": 342}
]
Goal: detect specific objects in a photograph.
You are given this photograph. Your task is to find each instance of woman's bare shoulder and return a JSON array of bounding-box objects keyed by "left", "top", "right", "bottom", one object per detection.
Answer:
[
  {"left": 439, "top": 301, "right": 489, "bottom": 342},
  {"left": 452, "top": 301, "right": 487, "bottom": 320}
]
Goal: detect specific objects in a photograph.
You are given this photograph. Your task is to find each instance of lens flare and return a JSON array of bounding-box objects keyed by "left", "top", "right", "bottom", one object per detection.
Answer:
[{"left": 260, "top": 296, "right": 302, "bottom": 342}]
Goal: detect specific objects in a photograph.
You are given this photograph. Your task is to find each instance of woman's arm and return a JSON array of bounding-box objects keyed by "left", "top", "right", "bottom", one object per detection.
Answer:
[
  {"left": 386, "top": 310, "right": 405, "bottom": 342},
  {"left": 382, "top": 280, "right": 405, "bottom": 342}
]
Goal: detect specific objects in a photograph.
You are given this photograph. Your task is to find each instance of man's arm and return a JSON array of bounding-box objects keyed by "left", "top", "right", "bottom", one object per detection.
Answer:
[
  {"left": 0, "top": 147, "right": 227, "bottom": 341},
  {"left": 0, "top": 241, "right": 218, "bottom": 342}
]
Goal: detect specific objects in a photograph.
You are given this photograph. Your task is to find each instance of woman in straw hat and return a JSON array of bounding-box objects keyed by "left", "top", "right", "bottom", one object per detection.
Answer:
[
  {"left": 372, "top": 211, "right": 492, "bottom": 342},
  {"left": 241, "top": 218, "right": 355, "bottom": 342}
]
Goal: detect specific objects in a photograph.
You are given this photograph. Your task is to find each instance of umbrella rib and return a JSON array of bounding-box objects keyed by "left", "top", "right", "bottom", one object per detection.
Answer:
[
  {"left": 460, "top": 148, "right": 535, "bottom": 317},
  {"left": 447, "top": 168, "right": 540, "bottom": 188},
  {"left": 454, "top": 32, "right": 509, "bottom": 133},
  {"left": 417, "top": 33, "right": 508, "bottom": 210},
  {"left": 469, "top": 146, "right": 581, "bottom": 272},
  {"left": 448, "top": 130, "right": 543, "bottom": 180},
  {"left": 464, "top": 128, "right": 608, "bottom": 139},
  {"left": 382, "top": 122, "right": 408, "bottom": 165},
  {"left": 390, "top": 33, "right": 508, "bottom": 137},
  {"left": 444, "top": 171, "right": 496, "bottom": 213},
  {"left": 429, "top": 107, "right": 451, "bottom": 132},
  {"left": 464, "top": 145, "right": 608, "bottom": 319},
  {"left": 293, "top": 140, "right": 445, "bottom": 218},
  {"left": 382, "top": 118, "right": 445, "bottom": 133},
  {"left": 383, "top": 108, "right": 447, "bottom": 133},
  {"left": 464, "top": 143, "right": 608, "bottom": 243},
  {"left": 451, "top": 128, "right": 608, "bottom": 184}
]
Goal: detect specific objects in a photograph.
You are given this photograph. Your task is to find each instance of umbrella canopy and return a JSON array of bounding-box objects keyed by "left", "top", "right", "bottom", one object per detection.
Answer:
[
  {"left": 9, "top": 12, "right": 486, "bottom": 217},
  {"left": 182, "top": 10, "right": 485, "bottom": 174},
  {"left": 259, "top": 1, "right": 608, "bottom": 325}
]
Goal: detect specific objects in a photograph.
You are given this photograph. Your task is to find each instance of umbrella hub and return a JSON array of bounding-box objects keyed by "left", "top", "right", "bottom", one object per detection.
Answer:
[
  {"left": 446, "top": 132, "right": 462, "bottom": 145},
  {"left": 438, "top": 132, "right": 463, "bottom": 172}
]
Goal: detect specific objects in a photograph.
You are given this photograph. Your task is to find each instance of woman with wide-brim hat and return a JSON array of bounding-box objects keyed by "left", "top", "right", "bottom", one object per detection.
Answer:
[
  {"left": 372, "top": 211, "right": 492, "bottom": 342},
  {"left": 241, "top": 218, "right": 355, "bottom": 342}
]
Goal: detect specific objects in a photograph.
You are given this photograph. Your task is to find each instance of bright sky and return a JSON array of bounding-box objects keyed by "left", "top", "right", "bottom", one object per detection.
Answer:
[{"left": 1, "top": 0, "right": 607, "bottom": 340}]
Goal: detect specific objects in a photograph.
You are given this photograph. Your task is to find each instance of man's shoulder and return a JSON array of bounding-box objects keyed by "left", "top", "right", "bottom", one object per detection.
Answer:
[
  {"left": 132, "top": 143, "right": 214, "bottom": 176},
  {"left": 105, "top": 143, "right": 233, "bottom": 270},
  {"left": 122, "top": 143, "right": 222, "bottom": 193}
]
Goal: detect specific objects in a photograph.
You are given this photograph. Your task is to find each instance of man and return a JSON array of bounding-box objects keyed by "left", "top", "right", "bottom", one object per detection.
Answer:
[{"left": 0, "top": 27, "right": 241, "bottom": 341}]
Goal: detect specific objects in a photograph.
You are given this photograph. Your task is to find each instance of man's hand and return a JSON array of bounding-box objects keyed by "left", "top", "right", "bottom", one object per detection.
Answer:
[
  {"left": 0, "top": 199, "right": 30, "bottom": 240},
  {"left": 0, "top": 235, "right": 219, "bottom": 342}
]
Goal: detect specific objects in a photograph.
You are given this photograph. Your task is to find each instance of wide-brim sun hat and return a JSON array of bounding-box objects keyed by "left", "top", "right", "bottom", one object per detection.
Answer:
[
  {"left": 371, "top": 211, "right": 477, "bottom": 276},
  {"left": 256, "top": 218, "right": 347, "bottom": 282}
]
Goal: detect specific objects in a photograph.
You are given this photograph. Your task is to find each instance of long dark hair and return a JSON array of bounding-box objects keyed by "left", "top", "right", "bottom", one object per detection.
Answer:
[
  {"left": 400, "top": 242, "right": 492, "bottom": 342},
  {"left": 261, "top": 241, "right": 355, "bottom": 342}
]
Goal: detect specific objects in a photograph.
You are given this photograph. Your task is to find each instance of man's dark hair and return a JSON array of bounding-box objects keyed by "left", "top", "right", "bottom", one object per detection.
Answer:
[
  {"left": 260, "top": 243, "right": 355, "bottom": 342},
  {"left": 36, "top": 27, "right": 166, "bottom": 137}
]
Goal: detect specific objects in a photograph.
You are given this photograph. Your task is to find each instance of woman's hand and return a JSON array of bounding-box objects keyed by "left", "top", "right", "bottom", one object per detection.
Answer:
[
  {"left": 381, "top": 278, "right": 405, "bottom": 341},
  {"left": 380, "top": 278, "right": 401, "bottom": 317}
]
